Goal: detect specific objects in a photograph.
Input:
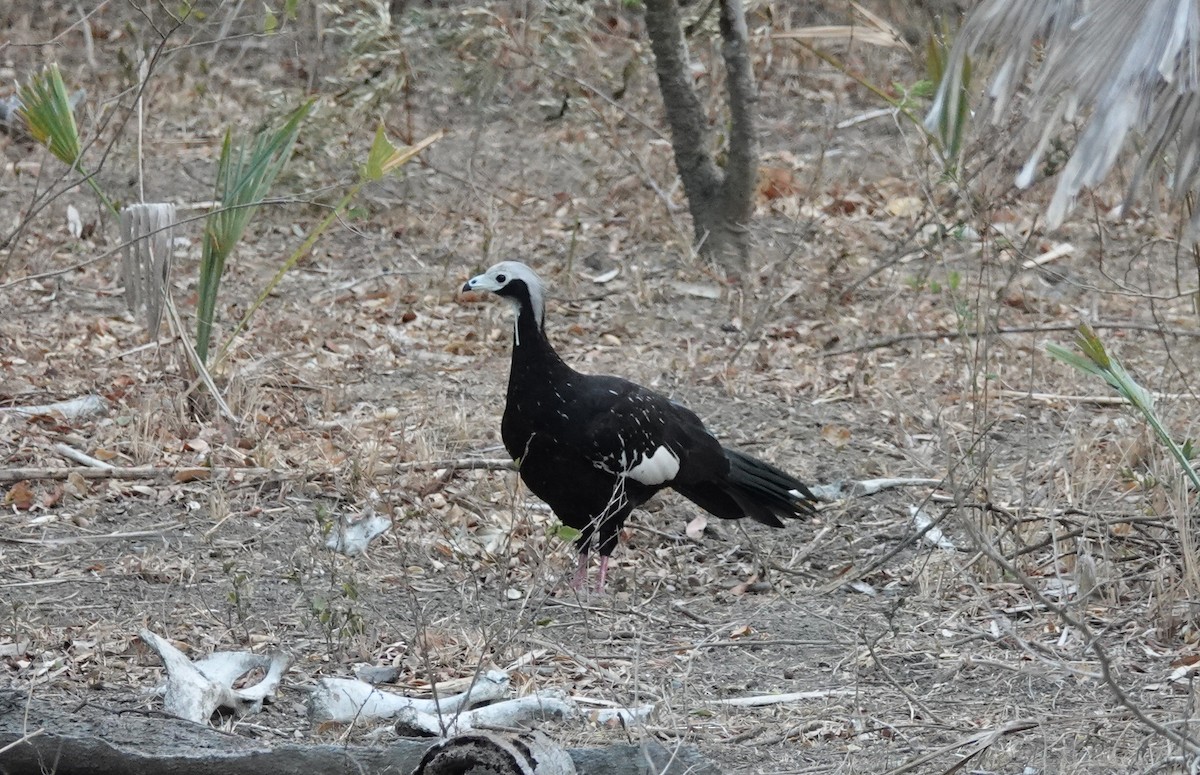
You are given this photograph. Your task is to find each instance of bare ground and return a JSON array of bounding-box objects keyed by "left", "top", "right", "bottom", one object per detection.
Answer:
[{"left": 4, "top": 3, "right": 1200, "bottom": 773}]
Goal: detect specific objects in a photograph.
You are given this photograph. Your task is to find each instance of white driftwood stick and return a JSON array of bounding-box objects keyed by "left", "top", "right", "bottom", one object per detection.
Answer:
[
  {"left": 53, "top": 443, "right": 114, "bottom": 469},
  {"left": 809, "top": 477, "right": 943, "bottom": 501},
  {"left": 910, "top": 505, "right": 959, "bottom": 551},
  {"left": 139, "top": 629, "right": 290, "bottom": 723},
  {"left": 0, "top": 395, "right": 108, "bottom": 420},
  {"left": 396, "top": 694, "right": 575, "bottom": 737},
  {"left": 708, "top": 688, "right": 858, "bottom": 707},
  {"left": 1021, "top": 242, "right": 1074, "bottom": 269},
  {"left": 308, "top": 671, "right": 511, "bottom": 723},
  {"left": 578, "top": 702, "right": 656, "bottom": 725}
]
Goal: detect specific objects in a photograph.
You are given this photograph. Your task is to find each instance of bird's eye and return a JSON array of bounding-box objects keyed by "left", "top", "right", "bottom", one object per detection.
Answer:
[{"left": 496, "top": 274, "right": 507, "bottom": 283}]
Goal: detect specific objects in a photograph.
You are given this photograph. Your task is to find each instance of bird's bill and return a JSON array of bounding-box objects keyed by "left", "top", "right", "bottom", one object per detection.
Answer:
[{"left": 462, "top": 272, "right": 498, "bottom": 294}]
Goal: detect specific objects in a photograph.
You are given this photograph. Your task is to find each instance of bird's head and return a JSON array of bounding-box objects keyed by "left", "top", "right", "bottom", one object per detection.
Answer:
[{"left": 462, "top": 261, "right": 546, "bottom": 331}]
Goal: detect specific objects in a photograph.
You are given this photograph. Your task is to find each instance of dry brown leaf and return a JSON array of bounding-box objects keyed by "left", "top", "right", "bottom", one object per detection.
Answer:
[
  {"left": 820, "top": 424, "right": 852, "bottom": 448},
  {"left": 173, "top": 468, "right": 211, "bottom": 483},
  {"left": 757, "top": 166, "right": 797, "bottom": 201},
  {"left": 5, "top": 481, "right": 35, "bottom": 510},
  {"left": 1171, "top": 653, "right": 1200, "bottom": 668},
  {"left": 43, "top": 486, "right": 64, "bottom": 508},
  {"left": 184, "top": 438, "right": 210, "bottom": 454}
]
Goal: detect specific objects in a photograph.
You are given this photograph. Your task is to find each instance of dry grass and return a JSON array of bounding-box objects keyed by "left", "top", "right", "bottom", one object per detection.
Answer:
[{"left": 3, "top": 1, "right": 1200, "bottom": 772}]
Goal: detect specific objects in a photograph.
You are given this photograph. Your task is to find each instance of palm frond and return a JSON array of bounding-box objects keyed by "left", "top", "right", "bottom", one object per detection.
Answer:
[
  {"left": 16, "top": 64, "right": 116, "bottom": 214},
  {"left": 1047, "top": 324, "right": 1200, "bottom": 492},
  {"left": 196, "top": 100, "right": 314, "bottom": 365},
  {"left": 17, "top": 63, "right": 83, "bottom": 165},
  {"left": 121, "top": 203, "right": 177, "bottom": 333},
  {"left": 211, "top": 126, "right": 442, "bottom": 369},
  {"left": 928, "top": 0, "right": 1200, "bottom": 229}
]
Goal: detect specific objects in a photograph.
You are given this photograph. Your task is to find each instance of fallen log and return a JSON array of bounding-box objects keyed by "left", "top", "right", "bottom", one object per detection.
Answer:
[{"left": 0, "top": 691, "right": 721, "bottom": 775}]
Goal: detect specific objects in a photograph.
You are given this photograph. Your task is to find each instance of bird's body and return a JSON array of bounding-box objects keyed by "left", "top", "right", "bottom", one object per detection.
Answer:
[{"left": 463, "top": 261, "right": 818, "bottom": 590}]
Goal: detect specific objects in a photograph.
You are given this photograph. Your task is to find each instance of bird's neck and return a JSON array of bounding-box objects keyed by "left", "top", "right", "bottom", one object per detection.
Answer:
[{"left": 510, "top": 303, "right": 569, "bottom": 382}]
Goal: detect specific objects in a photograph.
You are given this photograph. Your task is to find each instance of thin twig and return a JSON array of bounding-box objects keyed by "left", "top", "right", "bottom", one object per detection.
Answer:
[
  {"left": 0, "top": 465, "right": 280, "bottom": 483},
  {"left": 995, "top": 388, "right": 1200, "bottom": 404},
  {"left": 391, "top": 458, "right": 515, "bottom": 473},
  {"left": 821, "top": 322, "right": 1200, "bottom": 358},
  {"left": 0, "top": 727, "right": 45, "bottom": 756},
  {"left": 164, "top": 294, "right": 237, "bottom": 423},
  {"left": 881, "top": 720, "right": 1039, "bottom": 775},
  {"left": 1, "top": 524, "right": 184, "bottom": 545},
  {"left": 0, "top": 457, "right": 512, "bottom": 483},
  {"left": 962, "top": 519, "right": 1200, "bottom": 757},
  {"left": 865, "top": 636, "right": 945, "bottom": 725},
  {"left": 707, "top": 688, "right": 856, "bottom": 707}
]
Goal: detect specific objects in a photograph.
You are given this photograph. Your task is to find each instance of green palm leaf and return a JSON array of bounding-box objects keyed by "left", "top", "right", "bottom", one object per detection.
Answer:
[
  {"left": 196, "top": 100, "right": 314, "bottom": 364},
  {"left": 17, "top": 64, "right": 116, "bottom": 214},
  {"left": 1047, "top": 325, "right": 1200, "bottom": 492}
]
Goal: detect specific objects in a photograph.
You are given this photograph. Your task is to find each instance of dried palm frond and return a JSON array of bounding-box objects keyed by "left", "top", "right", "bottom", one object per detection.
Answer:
[
  {"left": 928, "top": 0, "right": 1200, "bottom": 229},
  {"left": 121, "top": 203, "right": 177, "bottom": 333}
]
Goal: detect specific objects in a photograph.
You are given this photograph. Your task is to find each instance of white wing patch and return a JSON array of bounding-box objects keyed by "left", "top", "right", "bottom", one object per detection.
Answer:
[{"left": 626, "top": 445, "right": 680, "bottom": 485}]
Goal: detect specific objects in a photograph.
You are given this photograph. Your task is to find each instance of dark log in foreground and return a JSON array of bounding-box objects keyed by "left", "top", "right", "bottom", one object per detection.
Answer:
[
  {"left": 0, "top": 691, "right": 721, "bottom": 775},
  {"left": 414, "top": 731, "right": 575, "bottom": 775}
]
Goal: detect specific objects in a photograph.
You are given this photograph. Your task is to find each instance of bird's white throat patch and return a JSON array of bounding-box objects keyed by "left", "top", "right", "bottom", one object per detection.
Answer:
[{"left": 627, "top": 445, "right": 680, "bottom": 485}]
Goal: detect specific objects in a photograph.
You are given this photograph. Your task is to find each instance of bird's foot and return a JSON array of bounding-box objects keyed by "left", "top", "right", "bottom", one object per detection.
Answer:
[
  {"left": 595, "top": 555, "right": 609, "bottom": 594},
  {"left": 570, "top": 553, "right": 590, "bottom": 591},
  {"left": 568, "top": 554, "right": 610, "bottom": 595}
]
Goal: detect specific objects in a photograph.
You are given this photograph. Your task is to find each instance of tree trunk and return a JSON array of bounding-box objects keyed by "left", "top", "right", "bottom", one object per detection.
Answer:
[
  {"left": 0, "top": 690, "right": 724, "bottom": 775},
  {"left": 643, "top": 0, "right": 758, "bottom": 279}
]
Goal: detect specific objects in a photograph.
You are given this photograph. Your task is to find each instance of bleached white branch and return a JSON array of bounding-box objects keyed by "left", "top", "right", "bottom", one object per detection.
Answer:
[
  {"left": 325, "top": 495, "right": 391, "bottom": 556},
  {"left": 0, "top": 395, "right": 108, "bottom": 420},
  {"left": 139, "top": 629, "right": 290, "bottom": 724},
  {"left": 395, "top": 693, "right": 575, "bottom": 737},
  {"left": 308, "top": 670, "right": 511, "bottom": 724},
  {"left": 808, "top": 477, "right": 943, "bottom": 501}
]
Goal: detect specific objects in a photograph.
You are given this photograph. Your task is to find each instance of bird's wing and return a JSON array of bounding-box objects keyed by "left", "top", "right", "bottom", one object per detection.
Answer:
[{"left": 579, "top": 378, "right": 726, "bottom": 487}]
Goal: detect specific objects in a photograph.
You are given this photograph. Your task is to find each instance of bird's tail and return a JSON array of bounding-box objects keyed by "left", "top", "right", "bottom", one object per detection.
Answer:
[{"left": 674, "top": 448, "right": 818, "bottom": 528}]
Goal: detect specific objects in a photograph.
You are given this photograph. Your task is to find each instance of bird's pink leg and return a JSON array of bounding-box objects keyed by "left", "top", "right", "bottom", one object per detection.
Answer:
[
  {"left": 570, "top": 553, "right": 589, "bottom": 590},
  {"left": 596, "top": 555, "right": 610, "bottom": 594}
]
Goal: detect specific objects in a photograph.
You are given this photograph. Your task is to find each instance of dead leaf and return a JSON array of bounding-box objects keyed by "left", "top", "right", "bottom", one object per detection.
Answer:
[
  {"left": 43, "top": 486, "right": 64, "bottom": 508},
  {"left": 757, "top": 166, "right": 796, "bottom": 201},
  {"left": 173, "top": 468, "right": 211, "bottom": 483},
  {"left": 184, "top": 438, "right": 210, "bottom": 454},
  {"left": 729, "top": 625, "right": 753, "bottom": 639},
  {"left": 885, "top": 195, "right": 922, "bottom": 218},
  {"left": 1171, "top": 654, "right": 1200, "bottom": 668},
  {"left": 5, "top": 481, "right": 35, "bottom": 510},
  {"left": 820, "top": 424, "right": 852, "bottom": 448},
  {"left": 676, "top": 283, "right": 721, "bottom": 299}
]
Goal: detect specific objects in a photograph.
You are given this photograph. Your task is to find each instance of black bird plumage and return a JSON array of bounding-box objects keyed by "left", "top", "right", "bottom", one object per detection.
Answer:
[{"left": 463, "top": 261, "right": 818, "bottom": 591}]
